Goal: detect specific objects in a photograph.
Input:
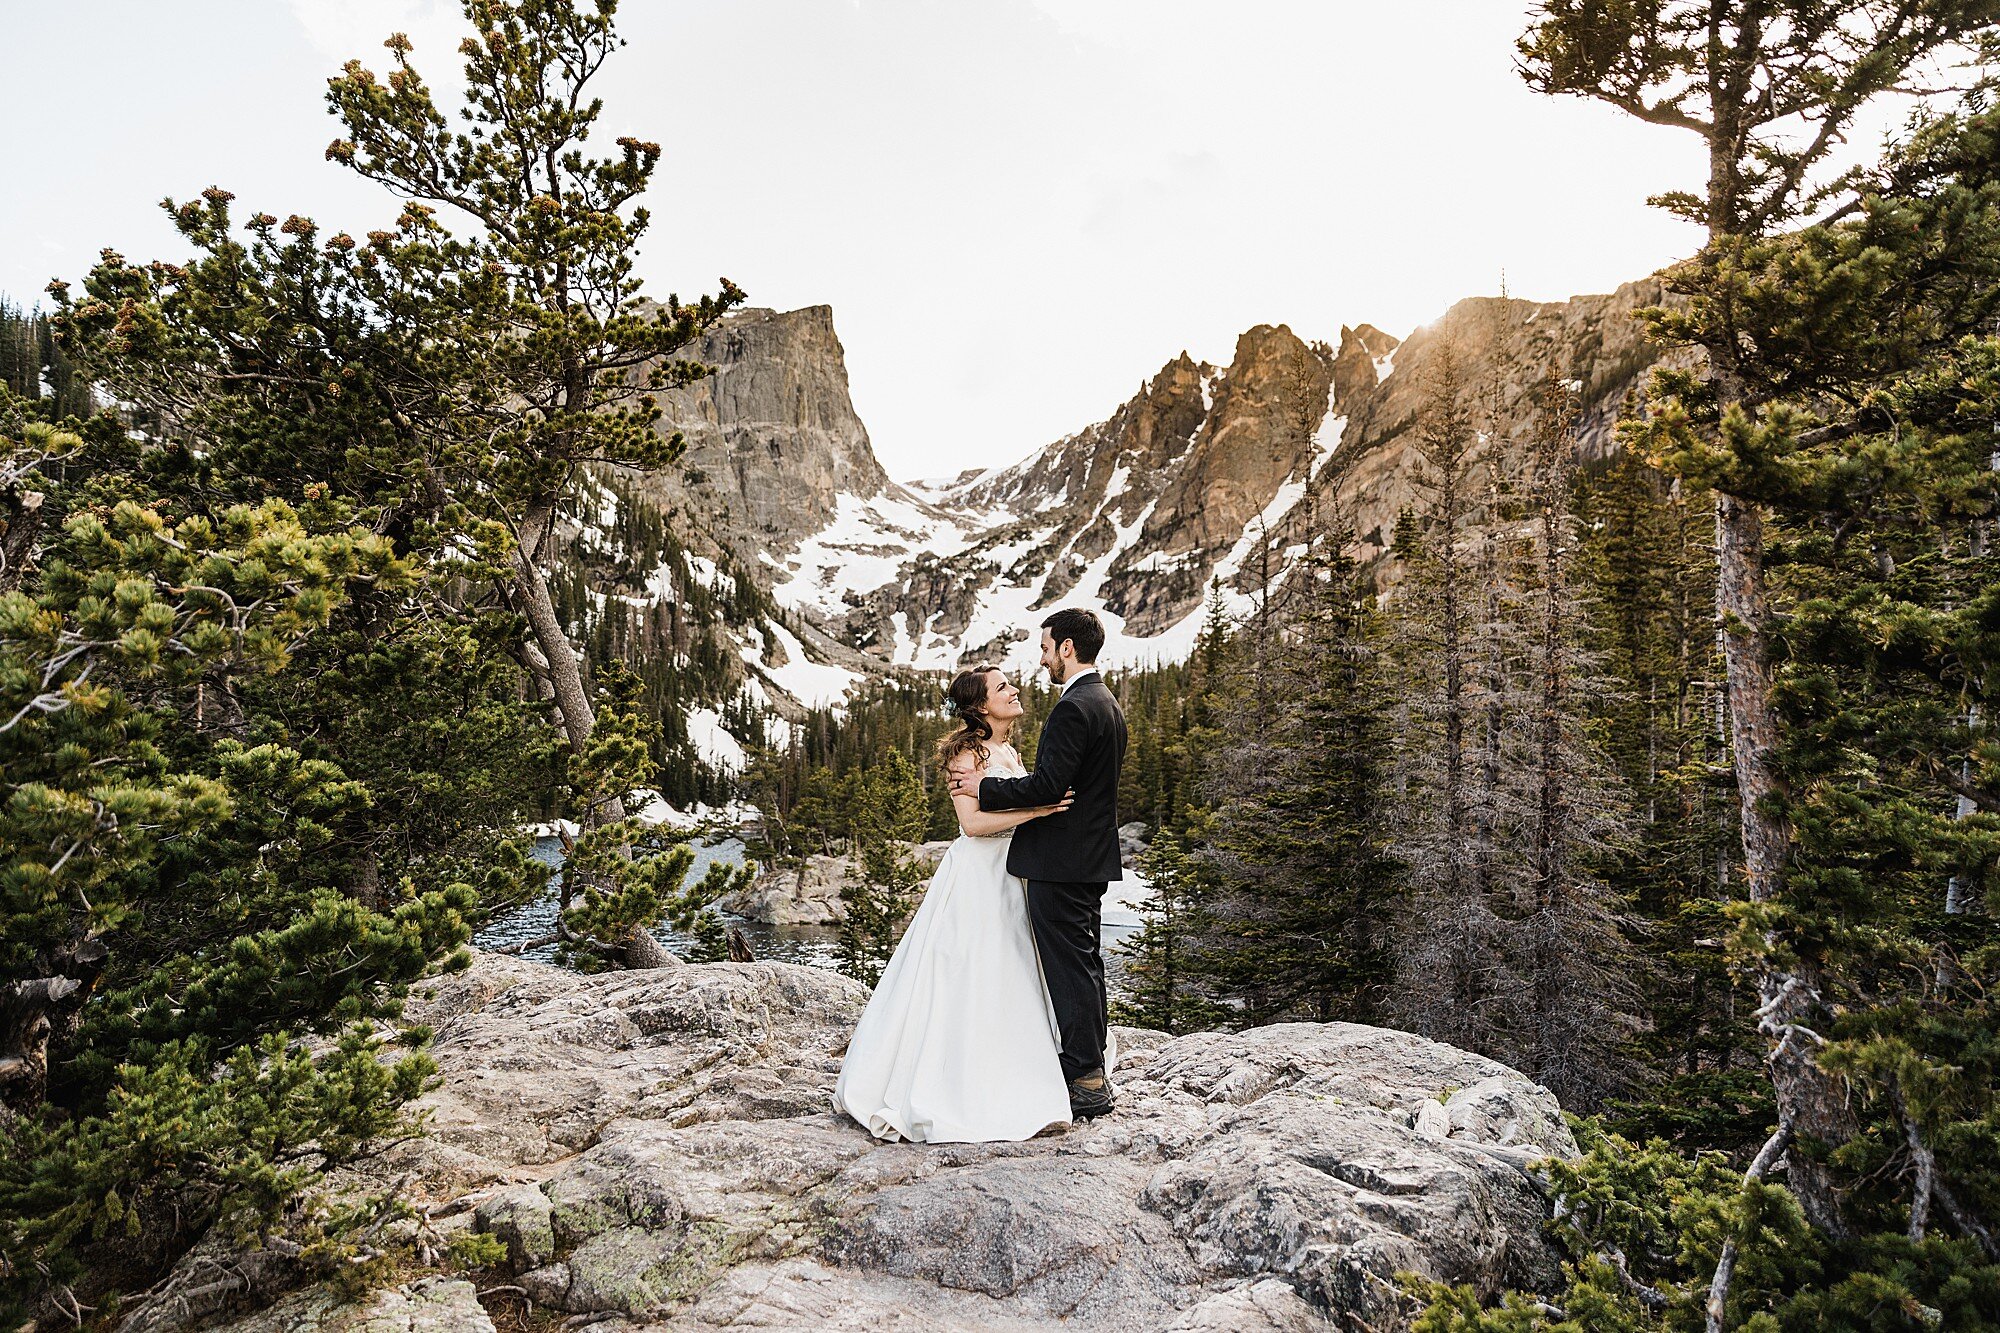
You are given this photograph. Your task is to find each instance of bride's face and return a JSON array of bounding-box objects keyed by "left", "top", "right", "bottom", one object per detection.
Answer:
[{"left": 983, "top": 671, "right": 1025, "bottom": 722}]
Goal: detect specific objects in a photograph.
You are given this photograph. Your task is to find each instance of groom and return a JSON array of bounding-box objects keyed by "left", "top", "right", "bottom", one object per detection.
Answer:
[{"left": 952, "top": 608, "right": 1128, "bottom": 1119}]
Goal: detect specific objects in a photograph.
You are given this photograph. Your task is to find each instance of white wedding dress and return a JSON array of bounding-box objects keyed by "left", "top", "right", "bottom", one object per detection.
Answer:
[{"left": 833, "top": 743, "right": 1073, "bottom": 1143}]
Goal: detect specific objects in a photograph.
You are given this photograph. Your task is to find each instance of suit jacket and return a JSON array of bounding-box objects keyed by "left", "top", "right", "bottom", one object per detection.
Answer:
[{"left": 979, "top": 674, "right": 1127, "bottom": 883}]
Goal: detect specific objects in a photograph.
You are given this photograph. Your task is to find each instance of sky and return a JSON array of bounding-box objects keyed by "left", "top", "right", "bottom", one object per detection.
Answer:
[{"left": 2, "top": 1, "right": 1715, "bottom": 480}]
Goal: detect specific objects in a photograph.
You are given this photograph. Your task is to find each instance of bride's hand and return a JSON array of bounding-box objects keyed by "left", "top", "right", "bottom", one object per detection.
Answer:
[{"left": 1032, "top": 790, "right": 1076, "bottom": 818}]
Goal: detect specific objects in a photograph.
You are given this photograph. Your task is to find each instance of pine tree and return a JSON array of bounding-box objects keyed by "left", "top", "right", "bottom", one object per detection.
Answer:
[
  {"left": 1110, "top": 825, "right": 1215, "bottom": 1033},
  {"left": 0, "top": 300, "right": 37, "bottom": 401},
  {"left": 0, "top": 425, "right": 470, "bottom": 1316},
  {"left": 2, "top": 2, "right": 759, "bottom": 1315},
  {"left": 1194, "top": 495, "right": 1405, "bottom": 1025},
  {"left": 1512, "top": 377, "right": 1640, "bottom": 1108},
  {"left": 1422, "top": 14, "right": 2000, "bottom": 1324},
  {"left": 837, "top": 747, "right": 932, "bottom": 986},
  {"left": 1577, "top": 445, "right": 1760, "bottom": 1149},
  {"left": 1389, "top": 348, "right": 1516, "bottom": 1054},
  {"left": 1522, "top": 0, "right": 2000, "bottom": 1238},
  {"left": 60, "top": 0, "right": 744, "bottom": 970},
  {"left": 317, "top": 4, "right": 744, "bottom": 792},
  {"left": 555, "top": 662, "right": 752, "bottom": 969}
]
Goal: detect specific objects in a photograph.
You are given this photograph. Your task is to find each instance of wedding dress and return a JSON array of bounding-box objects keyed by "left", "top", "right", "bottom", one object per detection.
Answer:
[{"left": 833, "top": 743, "right": 1073, "bottom": 1143}]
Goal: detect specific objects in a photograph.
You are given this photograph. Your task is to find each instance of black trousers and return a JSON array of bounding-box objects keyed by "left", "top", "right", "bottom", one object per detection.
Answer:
[{"left": 1026, "top": 878, "right": 1108, "bottom": 1081}]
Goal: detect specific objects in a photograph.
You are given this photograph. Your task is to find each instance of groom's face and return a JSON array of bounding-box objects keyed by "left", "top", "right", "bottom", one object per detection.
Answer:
[{"left": 1040, "top": 629, "right": 1066, "bottom": 684}]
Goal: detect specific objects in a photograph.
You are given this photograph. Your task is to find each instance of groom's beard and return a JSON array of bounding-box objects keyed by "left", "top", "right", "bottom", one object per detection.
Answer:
[{"left": 1048, "top": 660, "right": 1066, "bottom": 685}]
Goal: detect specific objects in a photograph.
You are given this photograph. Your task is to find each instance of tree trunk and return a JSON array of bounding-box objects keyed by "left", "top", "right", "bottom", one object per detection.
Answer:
[
  {"left": 0, "top": 977, "right": 78, "bottom": 1111},
  {"left": 1532, "top": 473, "right": 1566, "bottom": 1080},
  {"left": 513, "top": 501, "right": 597, "bottom": 753},
  {"left": 619, "top": 929, "right": 678, "bottom": 969},
  {"left": 1714, "top": 488, "right": 1855, "bottom": 1235},
  {"left": 512, "top": 496, "right": 661, "bottom": 969},
  {"left": 512, "top": 497, "right": 627, "bottom": 825},
  {"left": 0, "top": 936, "right": 106, "bottom": 1112},
  {"left": 1476, "top": 529, "right": 1503, "bottom": 902},
  {"left": 0, "top": 487, "right": 44, "bottom": 592}
]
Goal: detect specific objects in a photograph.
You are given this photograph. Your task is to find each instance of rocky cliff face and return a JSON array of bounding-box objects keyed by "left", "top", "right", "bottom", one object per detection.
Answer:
[
  {"left": 1096, "top": 324, "right": 1336, "bottom": 634},
  {"left": 627, "top": 305, "right": 894, "bottom": 553},
  {"left": 1309, "top": 281, "right": 1678, "bottom": 569},
  {"left": 823, "top": 323, "right": 1342, "bottom": 664},
  {"left": 151, "top": 952, "right": 1579, "bottom": 1333},
  {"left": 551, "top": 305, "right": 941, "bottom": 728}
]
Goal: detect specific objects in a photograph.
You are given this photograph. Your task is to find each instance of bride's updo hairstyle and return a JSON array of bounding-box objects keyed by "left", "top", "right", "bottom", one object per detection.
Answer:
[{"left": 936, "top": 664, "right": 1002, "bottom": 777}]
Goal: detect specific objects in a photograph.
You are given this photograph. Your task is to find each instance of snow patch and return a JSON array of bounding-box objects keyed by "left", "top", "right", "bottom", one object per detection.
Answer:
[
  {"left": 624, "top": 789, "right": 762, "bottom": 830},
  {"left": 686, "top": 707, "right": 746, "bottom": 773},
  {"left": 752, "top": 619, "right": 863, "bottom": 710},
  {"left": 773, "top": 492, "right": 981, "bottom": 620},
  {"left": 683, "top": 554, "right": 735, "bottom": 596}
]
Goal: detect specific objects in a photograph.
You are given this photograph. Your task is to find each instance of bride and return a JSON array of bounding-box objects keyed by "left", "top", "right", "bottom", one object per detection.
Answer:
[{"left": 833, "top": 665, "right": 1075, "bottom": 1142}]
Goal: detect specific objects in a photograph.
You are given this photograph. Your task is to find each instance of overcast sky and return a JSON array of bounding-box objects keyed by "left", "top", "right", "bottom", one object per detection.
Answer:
[{"left": 4, "top": 1, "right": 1716, "bottom": 480}]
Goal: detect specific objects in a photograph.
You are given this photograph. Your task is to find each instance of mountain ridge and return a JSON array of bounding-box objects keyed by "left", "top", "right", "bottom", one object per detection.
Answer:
[{"left": 574, "top": 277, "right": 1680, "bottom": 736}]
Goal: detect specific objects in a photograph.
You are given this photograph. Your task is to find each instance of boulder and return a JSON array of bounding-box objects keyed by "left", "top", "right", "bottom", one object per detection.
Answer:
[
  {"left": 188, "top": 951, "right": 1575, "bottom": 1333},
  {"left": 718, "top": 842, "right": 952, "bottom": 925},
  {"left": 1118, "top": 820, "right": 1151, "bottom": 862},
  {"left": 376, "top": 956, "right": 870, "bottom": 1196},
  {"left": 717, "top": 852, "right": 856, "bottom": 925}
]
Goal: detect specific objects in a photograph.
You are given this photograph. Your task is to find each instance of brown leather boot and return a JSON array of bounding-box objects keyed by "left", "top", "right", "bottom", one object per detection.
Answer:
[{"left": 1067, "top": 1068, "right": 1115, "bottom": 1119}]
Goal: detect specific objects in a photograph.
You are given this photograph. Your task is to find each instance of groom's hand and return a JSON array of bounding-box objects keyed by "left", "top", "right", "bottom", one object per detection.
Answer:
[{"left": 948, "top": 769, "right": 979, "bottom": 799}]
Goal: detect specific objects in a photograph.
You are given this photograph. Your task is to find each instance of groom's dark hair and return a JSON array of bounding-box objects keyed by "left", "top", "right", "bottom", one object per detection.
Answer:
[{"left": 1041, "top": 608, "right": 1105, "bottom": 664}]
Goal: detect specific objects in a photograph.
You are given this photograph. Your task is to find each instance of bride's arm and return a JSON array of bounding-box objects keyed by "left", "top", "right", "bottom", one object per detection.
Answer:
[{"left": 946, "top": 754, "right": 1072, "bottom": 835}]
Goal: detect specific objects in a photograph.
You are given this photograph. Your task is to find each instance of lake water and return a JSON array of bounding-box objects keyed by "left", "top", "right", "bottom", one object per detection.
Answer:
[{"left": 474, "top": 837, "right": 1147, "bottom": 996}]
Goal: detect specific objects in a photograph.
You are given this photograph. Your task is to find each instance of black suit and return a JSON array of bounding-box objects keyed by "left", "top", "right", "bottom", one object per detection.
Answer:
[{"left": 979, "top": 672, "right": 1127, "bottom": 1081}]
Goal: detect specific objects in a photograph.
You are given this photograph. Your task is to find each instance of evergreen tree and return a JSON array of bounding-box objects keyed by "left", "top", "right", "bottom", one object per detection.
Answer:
[
  {"left": 0, "top": 424, "right": 470, "bottom": 1318},
  {"left": 1194, "top": 496, "right": 1405, "bottom": 1025},
  {"left": 1110, "top": 825, "right": 1216, "bottom": 1033},
  {"left": 1, "top": 2, "right": 758, "bottom": 1315},
  {"left": 0, "top": 300, "right": 38, "bottom": 401},
  {"left": 316, "top": 3, "right": 744, "bottom": 796},
  {"left": 552, "top": 661, "right": 752, "bottom": 969},
  {"left": 1512, "top": 378, "right": 1640, "bottom": 1109},
  {"left": 1113, "top": 584, "right": 1240, "bottom": 1032},
  {"left": 0, "top": 300, "right": 91, "bottom": 421},
  {"left": 1389, "top": 348, "right": 1518, "bottom": 1054},
  {"left": 836, "top": 748, "right": 932, "bottom": 986},
  {"left": 1522, "top": 0, "right": 2000, "bottom": 1239},
  {"left": 1577, "top": 446, "right": 1762, "bottom": 1150},
  {"left": 1415, "top": 14, "right": 2000, "bottom": 1326},
  {"left": 60, "top": 0, "right": 743, "bottom": 969}
]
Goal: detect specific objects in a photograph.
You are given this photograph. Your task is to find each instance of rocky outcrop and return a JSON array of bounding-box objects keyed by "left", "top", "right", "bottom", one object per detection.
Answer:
[
  {"left": 623, "top": 305, "right": 899, "bottom": 558},
  {"left": 718, "top": 852, "right": 857, "bottom": 925},
  {"left": 169, "top": 952, "right": 1578, "bottom": 1333},
  {"left": 849, "top": 322, "right": 1343, "bottom": 657},
  {"left": 1308, "top": 281, "right": 1682, "bottom": 568},
  {"left": 717, "top": 842, "right": 951, "bottom": 925},
  {"left": 1330, "top": 323, "right": 1402, "bottom": 410},
  {"left": 1099, "top": 324, "right": 1335, "bottom": 634},
  {"left": 840, "top": 280, "right": 1669, "bottom": 660},
  {"left": 836, "top": 350, "right": 1223, "bottom": 661},
  {"left": 955, "top": 351, "right": 1216, "bottom": 524},
  {"left": 206, "top": 1280, "right": 493, "bottom": 1333}
]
